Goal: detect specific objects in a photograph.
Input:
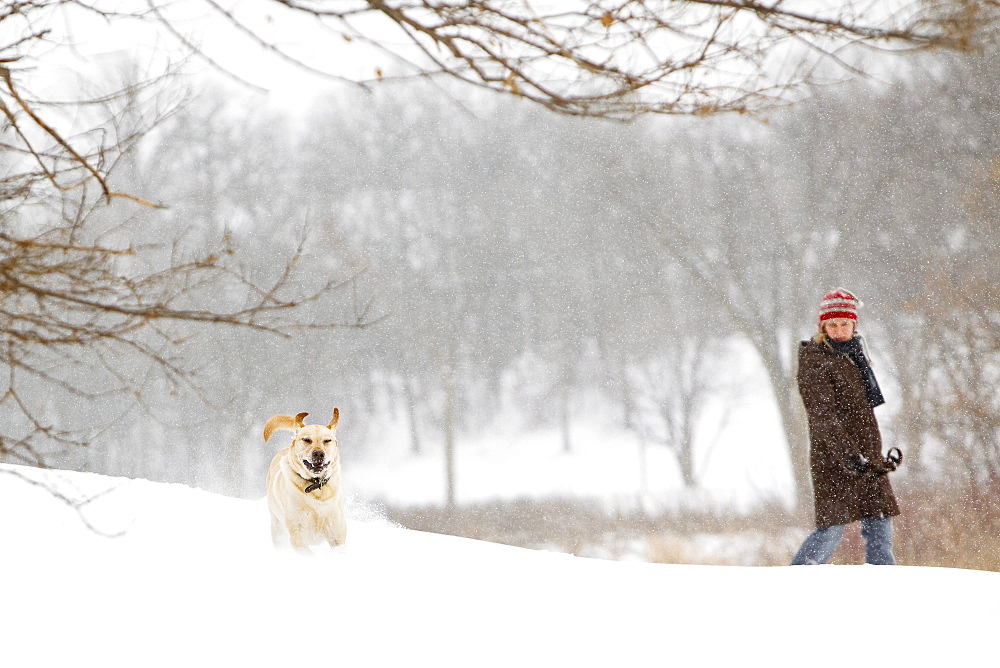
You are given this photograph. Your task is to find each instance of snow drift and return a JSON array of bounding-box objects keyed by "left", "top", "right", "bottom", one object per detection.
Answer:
[{"left": 1, "top": 464, "right": 996, "bottom": 667}]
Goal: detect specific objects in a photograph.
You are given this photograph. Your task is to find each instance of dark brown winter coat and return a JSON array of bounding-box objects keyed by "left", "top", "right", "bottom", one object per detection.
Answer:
[{"left": 797, "top": 339, "right": 900, "bottom": 527}]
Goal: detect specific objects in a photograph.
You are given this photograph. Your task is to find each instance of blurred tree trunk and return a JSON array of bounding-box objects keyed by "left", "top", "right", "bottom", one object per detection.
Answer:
[{"left": 442, "top": 356, "right": 458, "bottom": 509}]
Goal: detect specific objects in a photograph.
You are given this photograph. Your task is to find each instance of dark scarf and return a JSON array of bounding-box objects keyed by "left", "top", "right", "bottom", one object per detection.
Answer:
[{"left": 830, "top": 336, "right": 885, "bottom": 408}]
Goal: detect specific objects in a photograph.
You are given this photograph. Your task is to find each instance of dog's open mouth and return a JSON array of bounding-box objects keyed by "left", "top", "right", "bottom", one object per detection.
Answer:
[{"left": 302, "top": 458, "right": 328, "bottom": 475}]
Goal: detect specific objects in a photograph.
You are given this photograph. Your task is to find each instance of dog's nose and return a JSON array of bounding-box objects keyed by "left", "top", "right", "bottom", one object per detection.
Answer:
[{"left": 310, "top": 450, "right": 325, "bottom": 462}]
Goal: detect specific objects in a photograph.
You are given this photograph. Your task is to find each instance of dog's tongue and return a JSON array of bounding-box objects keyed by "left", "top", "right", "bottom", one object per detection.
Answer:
[{"left": 304, "top": 459, "right": 325, "bottom": 473}]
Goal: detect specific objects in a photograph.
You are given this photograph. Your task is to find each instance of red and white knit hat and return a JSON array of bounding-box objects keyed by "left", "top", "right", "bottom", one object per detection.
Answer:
[{"left": 818, "top": 288, "right": 861, "bottom": 323}]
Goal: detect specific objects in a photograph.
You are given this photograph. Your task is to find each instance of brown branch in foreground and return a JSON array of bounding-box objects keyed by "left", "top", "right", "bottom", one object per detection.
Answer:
[
  {"left": 0, "top": 467, "right": 129, "bottom": 538},
  {"left": 247, "top": 0, "right": 1000, "bottom": 119},
  {"left": 1, "top": 215, "right": 376, "bottom": 465}
]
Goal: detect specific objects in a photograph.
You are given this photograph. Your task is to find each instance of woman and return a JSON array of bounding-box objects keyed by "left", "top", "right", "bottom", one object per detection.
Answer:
[{"left": 791, "top": 288, "right": 900, "bottom": 565}]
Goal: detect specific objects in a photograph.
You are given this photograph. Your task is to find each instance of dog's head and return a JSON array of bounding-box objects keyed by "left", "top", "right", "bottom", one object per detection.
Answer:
[{"left": 264, "top": 409, "right": 341, "bottom": 479}]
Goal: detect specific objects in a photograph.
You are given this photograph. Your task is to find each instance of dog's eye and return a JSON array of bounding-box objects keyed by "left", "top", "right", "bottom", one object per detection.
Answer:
[
  {"left": 323, "top": 439, "right": 332, "bottom": 444},
  {"left": 302, "top": 438, "right": 312, "bottom": 444}
]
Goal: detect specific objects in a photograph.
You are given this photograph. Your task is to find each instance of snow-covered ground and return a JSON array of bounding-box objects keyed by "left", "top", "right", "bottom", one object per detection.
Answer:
[{"left": 2, "top": 464, "right": 996, "bottom": 667}]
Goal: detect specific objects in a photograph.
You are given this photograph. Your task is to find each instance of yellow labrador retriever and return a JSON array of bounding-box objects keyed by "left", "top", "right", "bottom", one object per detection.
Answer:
[{"left": 263, "top": 408, "right": 346, "bottom": 552}]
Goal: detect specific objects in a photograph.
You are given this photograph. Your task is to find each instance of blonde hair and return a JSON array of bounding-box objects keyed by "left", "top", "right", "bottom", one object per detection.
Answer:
[
  {"left": 811, "top": 328, "right": 832, "bottom": 346},
  {"left": 812, "top": 323, "right": 876, "bottom": 364}
]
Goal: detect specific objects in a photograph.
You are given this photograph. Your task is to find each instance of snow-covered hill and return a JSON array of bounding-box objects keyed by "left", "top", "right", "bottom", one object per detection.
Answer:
[{"left": 2, "top": 464, "right": 996, "bottom": 667}]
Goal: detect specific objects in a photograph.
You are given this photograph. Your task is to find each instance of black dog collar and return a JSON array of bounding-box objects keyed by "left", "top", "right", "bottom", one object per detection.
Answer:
[{"left": 303, "top": 476, "right": 330, "bottom": 494}]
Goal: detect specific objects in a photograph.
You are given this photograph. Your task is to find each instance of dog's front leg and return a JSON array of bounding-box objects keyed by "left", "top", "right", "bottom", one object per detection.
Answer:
[
  {"left": 269, "top": 512, "right": 286, "bottom": 548},
  {"left": 286, "top": 524, "right": 314, "bottom": 553},
  {"left": 325, "top": 523, "right": 347, "bottom": 548}
]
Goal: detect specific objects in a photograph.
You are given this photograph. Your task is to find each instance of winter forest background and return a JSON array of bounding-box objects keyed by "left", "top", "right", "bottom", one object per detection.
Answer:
[{"left": 3, "top": 2, "right": 998, "bottom": 570}]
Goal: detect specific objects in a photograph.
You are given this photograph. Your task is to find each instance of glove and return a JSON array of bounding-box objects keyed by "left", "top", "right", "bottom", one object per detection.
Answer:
[
  {"left": 865, "top": 458, "right": 892, "bottom": 477},
  {"left": 847, "top": 453, "right": 869, "bottom": 474},
  {"left": 886, "top": 447, "right": 903, "bottom": 471},
  {"left": 870, "top": 448, "right": 904, "bottom": 476}
]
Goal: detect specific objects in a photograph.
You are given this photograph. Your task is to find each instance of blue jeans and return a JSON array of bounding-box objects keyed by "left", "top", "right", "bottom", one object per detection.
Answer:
[{"left": 791, "top": 516, "right": 896, "bottom": 565}]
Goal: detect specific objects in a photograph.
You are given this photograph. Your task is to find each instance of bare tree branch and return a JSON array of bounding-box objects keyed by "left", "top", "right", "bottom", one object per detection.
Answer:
[
  {"left": 0, "top": 3, "right": 376, "bottom": 467},
  {"left": 0, "top": 466, "right": 129, "bottom": 537},
  {"left": 223, "top": 0, "right": 1000, "bottom": 118}
]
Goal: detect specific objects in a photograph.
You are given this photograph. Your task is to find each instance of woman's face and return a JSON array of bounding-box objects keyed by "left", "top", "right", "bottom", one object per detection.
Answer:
[{"left": 824, "top": 318, "right": 856, "bottom": 342}]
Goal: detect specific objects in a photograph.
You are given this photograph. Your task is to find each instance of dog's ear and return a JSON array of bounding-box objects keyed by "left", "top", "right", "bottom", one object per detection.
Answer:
[
  {"left": 263, "top": 413, "right": 308, "bottom": 442},
  {"left": 327, "top": 407, "right": 340, "bottom": 431}
]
